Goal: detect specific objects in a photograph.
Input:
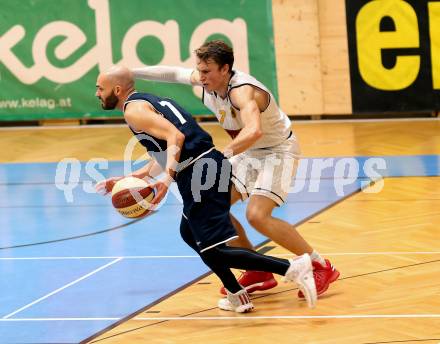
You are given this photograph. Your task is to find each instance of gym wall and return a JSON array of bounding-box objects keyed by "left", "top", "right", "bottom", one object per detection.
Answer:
[{"left": 1, "top": 0, "right": 438, "bottom": 120}]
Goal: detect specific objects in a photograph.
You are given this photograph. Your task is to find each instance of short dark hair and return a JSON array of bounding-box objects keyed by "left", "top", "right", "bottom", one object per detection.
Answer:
[{"left": 195, "top": 40, "right": 234, "bottom": 72}]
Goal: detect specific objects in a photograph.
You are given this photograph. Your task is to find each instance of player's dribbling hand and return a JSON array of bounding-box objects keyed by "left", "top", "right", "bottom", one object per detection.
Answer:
[
  {"left": 148, "top": 175, "right": 173, "bottom": 206},
  {"left": 95, "top": 176, "right": 123, "bottom": 195}
]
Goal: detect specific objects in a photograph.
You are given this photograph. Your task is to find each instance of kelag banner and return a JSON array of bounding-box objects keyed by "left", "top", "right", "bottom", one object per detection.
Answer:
[
  {"left": 0, "top": 0, "right": 277, "bottom": 120},
  {"left": 346, "top": 0, "right": 440, "bottom": 113}
]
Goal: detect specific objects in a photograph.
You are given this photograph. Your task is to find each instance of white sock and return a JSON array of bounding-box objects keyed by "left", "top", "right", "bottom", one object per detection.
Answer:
[{"left": 310, "top": 250, "right": 326, "bottom": 266}]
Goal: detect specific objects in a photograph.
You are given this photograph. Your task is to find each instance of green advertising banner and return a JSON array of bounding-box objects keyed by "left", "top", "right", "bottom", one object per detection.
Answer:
[{"left": 0, "top": 0, "right": 277, "bottom": 120}]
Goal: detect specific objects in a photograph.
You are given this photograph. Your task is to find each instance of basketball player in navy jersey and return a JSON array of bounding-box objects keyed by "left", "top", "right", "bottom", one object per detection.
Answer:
[
  {"left": 131, "top": 40, "right": 340, "bottom": 299},
  {"left": 94, "top": 65, "right": 317, "bottom": 312}
]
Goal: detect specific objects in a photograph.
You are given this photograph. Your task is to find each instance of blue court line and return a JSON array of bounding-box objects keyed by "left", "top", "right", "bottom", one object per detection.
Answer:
[{"left": 0, "top": 155, "right": 438, "bottom": 343}]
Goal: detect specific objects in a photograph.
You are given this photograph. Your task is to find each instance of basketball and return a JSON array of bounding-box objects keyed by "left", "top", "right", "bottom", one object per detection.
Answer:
[{"left": 111, "top": 177, "right": 155, "bottom": 218}]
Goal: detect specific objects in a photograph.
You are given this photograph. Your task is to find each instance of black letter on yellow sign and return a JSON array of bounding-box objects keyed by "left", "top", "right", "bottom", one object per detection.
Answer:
[{"left": 356, "top": 0, "right": 420, "bottom": 90}]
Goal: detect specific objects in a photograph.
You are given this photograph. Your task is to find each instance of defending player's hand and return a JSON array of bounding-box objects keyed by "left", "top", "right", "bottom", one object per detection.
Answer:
[{"left": 95, "top": 176, "right": 123, "bottom": 195}]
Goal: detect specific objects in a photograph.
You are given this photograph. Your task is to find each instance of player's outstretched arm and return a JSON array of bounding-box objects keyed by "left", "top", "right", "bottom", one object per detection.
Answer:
[{"left": 131, "top": 66, "right": 202, "bottom": 86}]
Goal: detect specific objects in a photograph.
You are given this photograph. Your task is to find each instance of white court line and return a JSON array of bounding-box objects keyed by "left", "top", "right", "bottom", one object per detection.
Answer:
[
  {"left": 0, "top": 251, "right": 440, "bottom": 260},
  {"left": 0, "top": 314, "right": 439, "bottom": 321},
  {"left": 2, "top": 258, "right": 122, "bottom": 319}
]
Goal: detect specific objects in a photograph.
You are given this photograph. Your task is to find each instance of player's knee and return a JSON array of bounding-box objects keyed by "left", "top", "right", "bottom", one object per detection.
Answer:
[
  {"left": 246, "top": 207, "right": 266, "bottom": 229},
  {"left": 200, "top": 245, "right": 230, "bottom": 267},
  {"left": 200, "top": 247, "right": 221, "bottom": 267}
]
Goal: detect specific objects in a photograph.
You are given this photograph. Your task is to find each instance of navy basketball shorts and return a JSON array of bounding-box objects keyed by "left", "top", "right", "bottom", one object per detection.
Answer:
[{"left": 176, "top": 149, "right": 238, "bottom": 252}]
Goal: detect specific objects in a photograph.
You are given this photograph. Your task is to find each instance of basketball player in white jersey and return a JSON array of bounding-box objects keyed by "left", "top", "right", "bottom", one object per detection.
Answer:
[{"left": 131, "top": 40, "right": 339, "bottom": 299}]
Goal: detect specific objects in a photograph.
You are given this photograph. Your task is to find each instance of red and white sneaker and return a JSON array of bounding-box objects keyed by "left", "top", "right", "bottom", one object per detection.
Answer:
[
  {"left": 220, "top": 271, "right": 278, "bottom": 295},
  {"left": 298, "top": 259, "right": 340, "bottom": 299},
  {"left": 218, "top": 288, "right": 254, "bottom": 313}
]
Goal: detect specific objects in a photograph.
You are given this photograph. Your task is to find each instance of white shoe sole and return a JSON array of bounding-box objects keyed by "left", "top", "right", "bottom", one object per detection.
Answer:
[{"left": 218, "top": 299, "right": 254, "bottom": 313}]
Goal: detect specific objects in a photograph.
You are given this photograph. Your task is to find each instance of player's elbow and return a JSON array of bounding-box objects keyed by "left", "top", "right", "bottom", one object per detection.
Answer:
[
  {"left": 251, "top": 127, "right": 263, "bottom": 141},
  {"left": 175, "top": 131, "right": 185, "bottom": 146}
]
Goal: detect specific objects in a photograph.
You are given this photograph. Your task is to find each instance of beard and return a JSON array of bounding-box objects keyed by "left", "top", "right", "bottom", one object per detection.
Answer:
[{"left": 100, "top": 90, "right": 119, "bottom": 110}]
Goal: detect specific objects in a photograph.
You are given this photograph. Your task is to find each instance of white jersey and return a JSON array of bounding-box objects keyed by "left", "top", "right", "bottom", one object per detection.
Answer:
[{"left": 202, "top": 70, "right": 294, "bottom": 149}]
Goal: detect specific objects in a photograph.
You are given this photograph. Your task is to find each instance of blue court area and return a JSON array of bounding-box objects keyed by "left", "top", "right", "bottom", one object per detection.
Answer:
[{"left": 0, "top": 155, "right": 438, "bottom": 343}]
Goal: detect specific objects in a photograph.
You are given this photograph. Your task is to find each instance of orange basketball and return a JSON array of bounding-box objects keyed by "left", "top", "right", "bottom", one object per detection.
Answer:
[{"left": 111, "top": 177, "right": 155, "bottom": 218}]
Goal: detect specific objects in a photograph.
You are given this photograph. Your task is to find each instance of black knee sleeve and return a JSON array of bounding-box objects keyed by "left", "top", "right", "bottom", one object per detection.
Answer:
[
  {"left": 201, "top": 244, "right": 289, "bottom": 276},
  {"left": 199, "top": 245, "right": 224, "bottom": 268}
]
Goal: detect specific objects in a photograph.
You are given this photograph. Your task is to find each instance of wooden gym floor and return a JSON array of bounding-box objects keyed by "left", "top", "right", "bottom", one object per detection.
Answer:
[{"left": 1, "top": 118, "right": 439, "bottom": 344}]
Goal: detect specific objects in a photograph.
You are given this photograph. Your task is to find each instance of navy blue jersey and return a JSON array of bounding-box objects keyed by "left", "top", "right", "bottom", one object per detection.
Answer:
[{"left": 124, "top": 92, "right": 214, "bottom": 170}]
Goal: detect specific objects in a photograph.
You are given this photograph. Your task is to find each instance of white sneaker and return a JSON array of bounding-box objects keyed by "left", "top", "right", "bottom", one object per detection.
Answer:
[
  {"left": 218, "top": 288, "right": 254, "bottom": 313},
  {"left": 283, "top": 254, "right": 317, "bottom": 308}
]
